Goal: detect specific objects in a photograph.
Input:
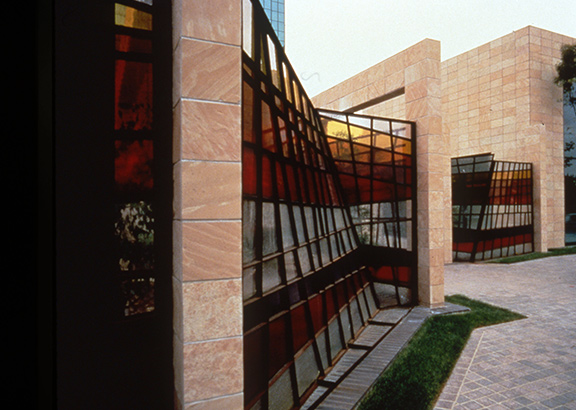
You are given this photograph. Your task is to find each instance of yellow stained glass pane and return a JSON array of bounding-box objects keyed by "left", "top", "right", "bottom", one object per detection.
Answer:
[
  {"left": 323, "top": 119, "right": 348, "bottom": 140},
  {"left": 348, "top": 124, "right": 370, "bottom": 141},
  {"left": 115, "top": 3, "right": 152, "bottom": 30}
]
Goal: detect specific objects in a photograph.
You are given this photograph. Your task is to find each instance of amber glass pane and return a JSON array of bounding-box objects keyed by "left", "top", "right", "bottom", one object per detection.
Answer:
[
  {"left": 115, "top": 60, "right": 153, "bottom": 130},
  {"left": 262, "top": 101, "right": 275, "bottom": 152},
  {"left": 115, "top": 3, "right": 152, "bottom": 30},
  {"left": 243, "top": 82, "right": 255, "bottom": 142}
]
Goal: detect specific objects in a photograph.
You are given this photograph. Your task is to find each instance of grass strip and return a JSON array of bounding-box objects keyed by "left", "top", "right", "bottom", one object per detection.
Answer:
[
  {"left": 358, "top": 295, "right": 526, "bottom": 410},
  {"left": 485, "top": 246, "right": 576, "bottom": 264}
]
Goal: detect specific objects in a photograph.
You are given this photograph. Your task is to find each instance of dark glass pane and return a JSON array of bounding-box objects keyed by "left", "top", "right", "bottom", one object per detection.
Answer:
[{"left": 121, "top": 277, "right": 155, "bottom": 316}]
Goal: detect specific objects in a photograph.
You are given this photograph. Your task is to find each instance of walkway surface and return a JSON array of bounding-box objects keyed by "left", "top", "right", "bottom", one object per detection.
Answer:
[
  {"left": 435, "top": 254, "right": 576, "bottom": 410},
  {"left": 302, "top": 300, "right": 469, "bottom": 410}
]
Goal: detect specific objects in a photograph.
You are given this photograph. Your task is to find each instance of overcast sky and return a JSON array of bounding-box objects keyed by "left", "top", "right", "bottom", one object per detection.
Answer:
[{"left": 284, "top": 0, "right": 576, "bottom": 98}]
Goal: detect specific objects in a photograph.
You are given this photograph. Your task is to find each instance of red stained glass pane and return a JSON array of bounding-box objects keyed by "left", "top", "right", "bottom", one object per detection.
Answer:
[
  {"left": 115, "top": 60, "right": 153, "bottom": 131},
  {"left": 373, "top": 164, "right": 393, "bottom": 181},
  {"left": 285, "top": 165, "right": 297, "bottom": 201},
  {"left": 308, "top": 295, "right": 324, "bottom": 333},
  {"left": 243, "top": 82, "right": 255, "bottom": 142},
  {"left": 291, "top": 305, "right": 309, "bottom": 352},
  {"left": 115, "top": 34, "right": 152, "bottom": 53},
  {"left": 115, "top": 139, "right": 153, "bottom": 192},
  {"left": 306, "top": 169, "right": 317, "bottom": 203},
  {"left": 372, "top": 180, "right": 395, "bottom": 202},
  {"left": 335, "top": 282, "right": 347, "bottom": 307},
  {"left": 276, "top": 162, "right": 286, "bottom": 200},
  {"left": 243, "top": 148, "right": 257, "bottom": 196},
  {"left": 244, "top": 326, "right": 268, "bottom": 403},
  {"left": 325, "top": 288, "right": 336, "bottom": 320},
  {"left": 269, "top": 316, "right": 290, "bottom": 377},
  {"left": 262, "top": 155, "right": 274, "bottom": 199}
]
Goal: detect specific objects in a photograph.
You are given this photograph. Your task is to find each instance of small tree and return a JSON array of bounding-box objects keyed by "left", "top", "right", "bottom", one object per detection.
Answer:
[
  {"left": 555, "top": 44, "right": 576, "bottom": 169},
  {"left": 555, "top": 44, "right": 576, "bottom": 116},
  {"left": 556, "top": 44, "right": 576, "bottom": 215}
]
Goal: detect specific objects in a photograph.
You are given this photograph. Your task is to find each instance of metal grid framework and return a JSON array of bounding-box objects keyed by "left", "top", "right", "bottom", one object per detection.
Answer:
[
  {"left": 242, "top": 1, "right": 417, "bottom": 408},
  {"left": 452, "top": 153, "right": 534, "bottom": 262},
  {"left": 319, "top": 110, "right": 417, "bottom": 294}
]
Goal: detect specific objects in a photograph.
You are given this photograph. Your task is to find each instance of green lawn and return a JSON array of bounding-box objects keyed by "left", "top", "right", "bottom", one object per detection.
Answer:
[
  {"left": 485, "top": 245, "right": 576, "bottom": 264},
  {"left": 358, "top": 295, "right": 526, "bottom": 410}
]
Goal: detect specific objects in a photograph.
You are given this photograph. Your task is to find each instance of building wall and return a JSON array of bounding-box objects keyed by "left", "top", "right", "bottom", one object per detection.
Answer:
[
  {"left": 442, "top": 26, "right": 575, "bottom": 252},
  {"left": 172, "top": 1, "right": 244, "bottom": 408},
  {"left": 313, "top": 39, "right": 448, "bottom": 308}
]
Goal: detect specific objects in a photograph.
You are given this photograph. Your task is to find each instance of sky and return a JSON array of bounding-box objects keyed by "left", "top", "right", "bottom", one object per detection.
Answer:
[{"left": 284, "top": 0, "right": 576, "bottom": 98}]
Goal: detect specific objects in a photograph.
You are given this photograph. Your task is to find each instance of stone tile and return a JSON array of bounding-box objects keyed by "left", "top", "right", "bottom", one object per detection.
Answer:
[
  {"left": 184, "top": 393, "right": 243, "bottom": 410},
  {"left": 182, "top": 279, "right": 242, "bottom": 342},
  {"left": 180, "top": 99, "right": 241, "bottom": 162},
  {"left": 177, "top": 161, "right": 241, "bottom": 220},
  {"left": 183, "top": 337, "right": 243, "bottom": 403},
  {"left": 180, "top": 38, "right": 241, "bottom": 103},
  {"left": 181, "top": 0, "right": 241, "bottom": 45},
  {"left": 181, "top": 221, "right": 241, "bottom": 281}
]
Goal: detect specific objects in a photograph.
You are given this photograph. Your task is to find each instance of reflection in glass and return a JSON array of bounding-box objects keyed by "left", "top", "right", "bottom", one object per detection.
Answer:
[
  {"left": 115, "top": 201, "right": 154, "bottom": 271},
  {"left": 122, "top": 277, "right": 155, "bottom": 316}
]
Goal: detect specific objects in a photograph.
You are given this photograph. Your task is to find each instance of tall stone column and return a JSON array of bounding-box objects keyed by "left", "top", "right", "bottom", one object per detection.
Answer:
[
  {"left": 404, "top": 39, "right": 446, "bottom": 308},
  {"left": 172, "top": 1, "right": 244, "bottom": 409}
]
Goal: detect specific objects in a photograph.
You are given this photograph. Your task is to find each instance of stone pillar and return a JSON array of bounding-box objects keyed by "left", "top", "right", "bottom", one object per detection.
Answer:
[
  {"left": 172, "top": 1, "right": 244, "bottom": 409},
  {"left": 403, "top": 40, "right": 446, "bottom": 308}
]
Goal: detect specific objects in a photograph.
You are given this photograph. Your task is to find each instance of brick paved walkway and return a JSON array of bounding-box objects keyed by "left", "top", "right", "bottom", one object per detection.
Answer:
[{"left": 434, "top": 255, "right": 576, "bottom": 410}]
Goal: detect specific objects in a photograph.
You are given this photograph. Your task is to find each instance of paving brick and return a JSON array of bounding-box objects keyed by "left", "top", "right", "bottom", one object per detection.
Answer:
[{"left": 433, "top": 255, "right": 576, "bottom": 410}]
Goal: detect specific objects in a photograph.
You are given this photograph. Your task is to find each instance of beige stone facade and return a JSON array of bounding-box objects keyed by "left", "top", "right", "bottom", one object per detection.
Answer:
[{"left": 442, "top": 26, "right": 574, "bottom": 252}]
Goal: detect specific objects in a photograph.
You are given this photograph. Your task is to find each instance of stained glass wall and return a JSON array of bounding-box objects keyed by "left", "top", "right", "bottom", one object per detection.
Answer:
[
  {"left": 319, "top": 110, "right": 416, "bottom": 299},
  {"left": 114, "top": 0, "right": 157, "bottom": 316},
  {"left": 242, "top": 1, "right": 380, "bottom": 408},
  {"left": 242, "top": 1, "right": 418, "bottom": 408},
  {"left": 452, "top": 153, "right": 534, "bottom": 262},
  {"left": 54, "top": 0, "right": 173, "bottom": 406}
]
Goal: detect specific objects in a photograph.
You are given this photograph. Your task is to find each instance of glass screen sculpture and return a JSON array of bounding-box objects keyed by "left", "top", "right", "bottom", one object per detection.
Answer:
[
  {"left": 452, "top": 153, "right": 534, "bottom": 262},
  {"left": 319, "top": 110, "right": 416, "bottom": 302},
  {"left": 242, "top": 1, "right": 417, "bottom": 408}
]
